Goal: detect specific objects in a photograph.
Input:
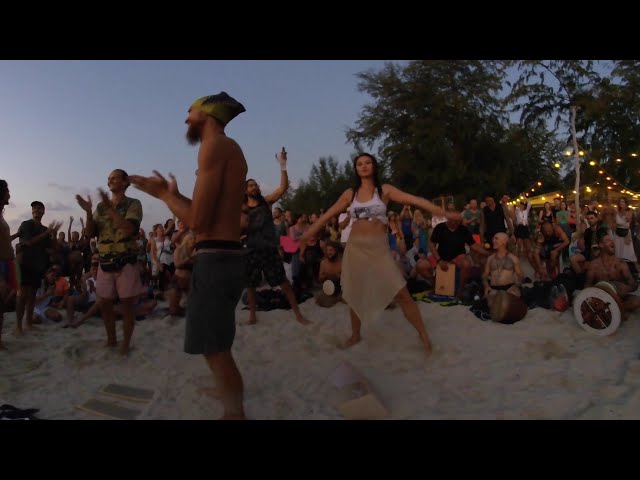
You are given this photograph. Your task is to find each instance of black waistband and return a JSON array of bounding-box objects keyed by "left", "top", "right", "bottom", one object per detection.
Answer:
[
  {"left": 195, "top": 240, "right": 242, "bottom": 251},
  {"left": 491, "top": 283, "right": 515, "bottom": 291}
]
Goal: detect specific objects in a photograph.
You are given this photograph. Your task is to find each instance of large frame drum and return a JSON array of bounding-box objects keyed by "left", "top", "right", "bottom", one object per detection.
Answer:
[{"left": 573, "top": 281, "right": 622, "bottom": 336}]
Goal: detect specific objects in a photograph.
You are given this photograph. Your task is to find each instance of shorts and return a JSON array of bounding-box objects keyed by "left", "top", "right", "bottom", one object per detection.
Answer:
[
  {"left": 539, "top": 243, "right": 564, "bottom": 261},
  {"left": 514, "top": 225, "right": 529, "bottom": 239},
  {"left": 428, "top": 253, "right": 467, "bottom": 269},
  {"left": 184, "top": 251, "right": 246, "bottom": 355},
  {"left": 20, "top": 264, "right": 46, "bottom": 290},
  {"left": 96, "top": 263, "right": 142, "bottom": 300},
  {"left": 245, "top": 247, "right": 286, "bottom": 288},
  {"left": 0, "top": 259, "right": 18, "bottom": 292}
]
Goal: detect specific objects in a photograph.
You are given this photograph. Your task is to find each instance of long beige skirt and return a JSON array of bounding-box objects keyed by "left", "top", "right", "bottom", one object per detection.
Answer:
[{"left": 341, "top": 232, "right": 406, "bottom": 322}]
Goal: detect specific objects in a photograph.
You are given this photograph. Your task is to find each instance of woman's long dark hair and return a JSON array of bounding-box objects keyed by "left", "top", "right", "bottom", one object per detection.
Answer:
[
  {"left": 351, "top": 153, "right": 383, "bottom": 201},
  {"left": 0, "top": 179, "right": 7, "bottom": 213}
]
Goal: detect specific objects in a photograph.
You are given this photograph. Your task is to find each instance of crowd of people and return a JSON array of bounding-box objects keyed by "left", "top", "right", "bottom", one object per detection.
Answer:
[{"left": 2, "top": 91, "right": 639, "bottom": 420}]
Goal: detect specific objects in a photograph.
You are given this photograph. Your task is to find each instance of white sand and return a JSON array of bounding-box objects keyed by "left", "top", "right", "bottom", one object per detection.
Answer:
[{"left": 1, "top": 292, "right": 640, "bottom": 420}]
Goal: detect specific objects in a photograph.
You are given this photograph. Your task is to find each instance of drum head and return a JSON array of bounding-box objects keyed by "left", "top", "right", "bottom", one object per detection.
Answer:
[
  {"left": 323, "top": 280, "right": 336, "bottom": 296},
  {"left": 489, "top": 291, "right": 527, "bottom": 324},
  {"left": 573, "top": 287, "right": 621, "bottom": 336}
]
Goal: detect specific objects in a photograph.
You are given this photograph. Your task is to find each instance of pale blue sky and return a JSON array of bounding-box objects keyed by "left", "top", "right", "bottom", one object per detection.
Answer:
[
  {"left": 0, "top": 60, "right": 401, "bottom": 234},
  {"left": 1, "top": 60, "right": 613, "bottom": 236}
]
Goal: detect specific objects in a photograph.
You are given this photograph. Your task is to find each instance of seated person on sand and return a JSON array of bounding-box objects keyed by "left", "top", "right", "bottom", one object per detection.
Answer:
[
  {"left": 39, "top": 265, "right": 71, "bottom": 317},
  {"left": 66, "top": 216, "right": 85, "bottom": 290},
  {"left": 64, "top": 256, "right": 100, "bottom": 328},
  {"left": 585, "top": 231, "right": 640, "bottom": 315},
  {"left": 168, "top": 222, "right": 194, "bottom": 316},
  {"left": 529, "top": 222, "right": 570, "bottom": 281},
  {"left": 32, "top": 268, "right": 65, "bottom": 323},
  {"left": 428, "top": 216, "right": 490, "bottom": 299},
  {"left": 113, "top": 286, "right": 158, "bottom": 320},
  {"left": 569, "top": 210, "right": 604, "bottom": 275},
  {"left": 482, "top": 233, "right": 523, "bottom": 299},
  {"left": 315, "top": 241, "right": 342, "bottom": 308},
  {"left": 405, "top": 244, "right": 433, "bottom": 288}
]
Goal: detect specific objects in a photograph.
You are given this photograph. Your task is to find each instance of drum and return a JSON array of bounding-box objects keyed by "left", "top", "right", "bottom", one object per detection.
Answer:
[
  {"left": 322, "top": 279, "right": 341, "bottom": 297},
  {"left": 572, "top": 281, "right": 622, "bottom": 336},
  {"left": 317, "top": 279, "right": 342, "bottom": 308},
  {"left": 488, "top": 291, "right": 528, "bottom": 324}
]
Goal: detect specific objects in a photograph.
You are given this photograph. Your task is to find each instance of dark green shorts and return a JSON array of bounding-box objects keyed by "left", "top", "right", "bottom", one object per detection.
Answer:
[{"left": 184, "top": 252, "right": 246, "bottom": 355}]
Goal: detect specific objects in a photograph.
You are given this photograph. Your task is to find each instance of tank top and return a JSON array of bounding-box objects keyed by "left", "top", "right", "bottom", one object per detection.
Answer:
[
  {"left": 86, "top": 277, "right": 97, "bottom": 303},
  {"left": 348, "top": 189, "right": 388, "bottom": 224},
  {"left": 246, "top": 199, "right": 278, "bottom": 249},
  {"left": 155, "top": 238, "right": 173, "bottom": 265}
]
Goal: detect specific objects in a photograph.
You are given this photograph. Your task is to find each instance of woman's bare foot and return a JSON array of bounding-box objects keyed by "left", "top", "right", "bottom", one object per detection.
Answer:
[
  {"left": 14, "top": 328, "right": 24, "bottom": 336},
  {"left": 219, "top": 413, "right": 246, "bottom": 420},
  {"left": 295, "top": 315, "right": 311, "bottom": 325},
  {"left": 105, "top": 339, "right": 118, "bottom": 348},
  {"left": 0, "top": 341, "right": 7, "bottom": 351},
  {"left": 119, "top": 344, "right": 131, "bottom": 356},
  {"left": 198, "top": 387, "right": 222, "bottom": 399},
  {"left": 419, "top": 332, "right": 433, "bottom": 355},
  {"left": 343, "top": 334, "right": 361, "bottom": 348}
]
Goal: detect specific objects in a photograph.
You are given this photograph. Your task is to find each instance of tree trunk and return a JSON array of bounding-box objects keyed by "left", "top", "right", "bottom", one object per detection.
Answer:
[{"left": 570, "top": 105, "right": 581, "bottom": 221}]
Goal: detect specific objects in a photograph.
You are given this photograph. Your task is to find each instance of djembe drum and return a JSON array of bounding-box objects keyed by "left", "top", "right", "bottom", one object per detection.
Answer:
[
  {"left": 488, "top": 290, "right": 528, "bottom": 324},
  {"left": 573, "top": 281, "right": 622, "bottom": 336}
]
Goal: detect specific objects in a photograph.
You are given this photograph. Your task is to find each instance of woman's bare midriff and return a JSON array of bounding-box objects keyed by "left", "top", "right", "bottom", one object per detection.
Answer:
[{"left": 350, "top": 218, "right": 387, "bottom": 237}]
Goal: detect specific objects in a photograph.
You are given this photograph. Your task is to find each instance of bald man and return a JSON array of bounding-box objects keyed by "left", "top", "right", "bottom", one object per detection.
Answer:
[{"left": 482, "top": 232, "right": 524, "bottom": 298}]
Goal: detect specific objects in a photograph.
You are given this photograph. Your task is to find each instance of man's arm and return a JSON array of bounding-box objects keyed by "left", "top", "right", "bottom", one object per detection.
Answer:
[
  {"left": 76, "top": 195, "right": 96, "bottom": 239},
  {"left": 80, "top": 273, "right": 91, "bottom": 296},
  {"left": 160, "top": 139, "right": 229, "bottom": 230},
  {"left": 264, "top": 149, "right": 289, "bottom": 205},
  {"left": 482, "top": 254, "right": 493, "bottom": 293},
  {"left": 264, "top": 169, "right": 288, "bottom": 205},
  {"left": 428, "top": 239, "right": 440, "bottom": 263},
  {"left": 585, "top": 263, "right": 598, "bottom": 287},
  {"left": 318, "top": 259, "right": 328, "bottom": 283},
  {"left": 618, "top": 261, "right": 638, "bottom": 295},
  {"left": 103, "top": 203, "right": 137, "bottom": 238},
  {"left": 511, "top": 253, "right": 524, "bottom": 285},
  {"left": 552, "top": 225, "right": 570, "bottom": 253},
  {"left": 23, "top": 223, "right": 59, "bottom": 247},
  {"left": 501, "top": 196, "right": 515, "bottom": 231},
  {"left": 10, "top": 224, "right": 24, "bottom": 242},
  {"left": 470, "top": 243, "right": 490, "bottom": 257}
]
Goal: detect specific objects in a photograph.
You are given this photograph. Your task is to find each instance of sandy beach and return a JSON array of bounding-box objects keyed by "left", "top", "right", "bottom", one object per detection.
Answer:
[{"left": 2, "top": 289, "right": 640, "bottom": 420}]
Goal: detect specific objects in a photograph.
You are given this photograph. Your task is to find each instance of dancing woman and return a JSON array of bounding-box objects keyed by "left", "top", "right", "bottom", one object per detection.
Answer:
[{"left": 301, "top": 153, "right": 458, "bottom": 354}]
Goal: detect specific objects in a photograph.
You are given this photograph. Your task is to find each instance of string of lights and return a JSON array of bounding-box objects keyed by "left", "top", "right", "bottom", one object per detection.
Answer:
[{"left": 507, "top": 148, "right": 639, "bottom": 206}]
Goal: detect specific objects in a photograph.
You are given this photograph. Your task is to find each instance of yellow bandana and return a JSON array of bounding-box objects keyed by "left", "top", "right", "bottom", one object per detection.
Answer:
[{"left": 191, "top": 92, "right": 246, "bottom": 126}]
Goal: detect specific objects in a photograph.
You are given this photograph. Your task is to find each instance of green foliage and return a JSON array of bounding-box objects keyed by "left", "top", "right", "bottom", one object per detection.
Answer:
[
  {"left": 282, "top": 60, "right": 640, "bottom": 215},
  {"left": 344, "top": 60, "right": 565, "bottom": 202},
  {"left": 279, "top": 156, "right": 354, "bottom": 214}
]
